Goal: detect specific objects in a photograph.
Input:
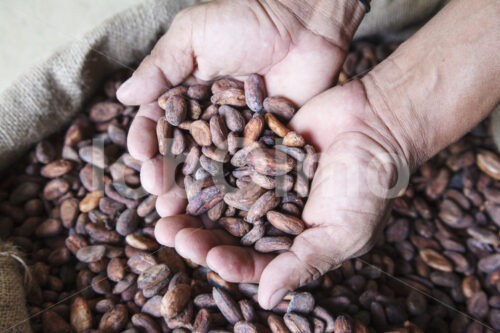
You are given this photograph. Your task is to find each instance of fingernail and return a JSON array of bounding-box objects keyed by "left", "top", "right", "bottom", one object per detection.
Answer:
[
  {"left": 267, "top": 288, "right": 288, "bottom": 310},
  {"left": 117, "top": 77, "right": 133, "bottom": 97}
]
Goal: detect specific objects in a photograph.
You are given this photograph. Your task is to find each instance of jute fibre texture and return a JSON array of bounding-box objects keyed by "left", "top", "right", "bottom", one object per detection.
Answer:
[{"left": 0, "top": 242, "right": 31, "bottom": 333}]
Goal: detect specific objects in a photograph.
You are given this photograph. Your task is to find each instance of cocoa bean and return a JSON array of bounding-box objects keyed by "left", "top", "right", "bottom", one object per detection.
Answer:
[
  {"left": 287, "top": 292, "right": 315, "bottom": 314},
  {"left": 243, "top": 113, "right": 265, "bottom": 147},
  {"left": 266, "top": 211, "right": 305, "bottom": 235},
  {"left": 193, "top": 308, "right": 211, "bottom": 333},
  {"left": 219, "top": 217, "right": 251, "bottom": 237},
  {"left": 211, "top": 88, "right": 246, "bottom": 107},
  {"left": 254, "top": 236, "right": 292, "bottom": 253},
  {"left": 224, "top": 182, "right": 266, "bottom": 211},
  {"left": 188, "top": 84, "right": 210, "bottom": 100},
  {"left": 190, "top": 120, "right": 212, "bottom": 146},
  {"left": 157, "top": 117, "right": 173, "bottom": 155},
  {"left": 212, "top": 78, "right": 244, "bottom": 94},
  {"left": 247, "top": 191, "right": 281, "bottom": 223},
  {"left": 41, "top": 160, "right": 73, "bottom": 178},
  {"left": 419, "top": 249, "right": 453, "bottom": 272},
  {"left": 79, "top": 145, "right": 108, "bottom": 168},
  {"left": 116, "top": 208, "right": 138, "bottom": 236},
  {"left": 90, "top": 101, "right": 123, "bottom": 122},
  {"left": 70, "top": 296, "right": 92, "bottom": 332},
  {"left": 240, "top": 222, "right": 265, "bottom": 246},
  {"left": 158, "top": 86, "right": 188, "bottom": 108},
  {"left": 186, "top": 185, "right": 224, "bottom": 215},
  {"left": 210, "top": 114, "right": 229, "bottom": 150},
  {"left": 247, "top": 147, "right": 296, "bottom": 176},
  {"left": 213, "top": 287, "right": 243, "bottom": 325},
  {"left": 219, "top": 105, "right": 246, "bottom": 132},
  {"left": 284, "top": 312, "right": 311, "bottom": 333},
  {"left": 163, "top": 95, "right": 188, "bottom": 126},
  {"left": 99, "top": 304, "right": 129, "bottom": 332},
  {"left": 161, "top": 284, "right": 191, "bottom": 319},
  {"left": 76, "top": 245, "right": 106, "bottom": 263},
  {"left": 43, "top": 178, "right": 70, "bottom": 200},
  {"left": 189, "top": 99, "right": 203, "bottom": 120}
]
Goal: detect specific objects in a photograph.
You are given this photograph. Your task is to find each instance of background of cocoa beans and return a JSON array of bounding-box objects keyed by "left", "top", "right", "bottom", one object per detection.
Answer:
[{"left": 0, "top": 40, "right": 499, "bottom": 333}]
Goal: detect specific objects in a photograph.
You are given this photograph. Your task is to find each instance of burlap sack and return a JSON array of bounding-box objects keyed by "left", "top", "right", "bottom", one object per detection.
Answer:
[
  {"left": 0, "top": 242, "right": 31, "bottom": 333},
  {"left": 0, "top": 0, "right": 447, "bottom": 330},
  {"left": 0, "top": 0, "right": 199, "bottom": 175}
]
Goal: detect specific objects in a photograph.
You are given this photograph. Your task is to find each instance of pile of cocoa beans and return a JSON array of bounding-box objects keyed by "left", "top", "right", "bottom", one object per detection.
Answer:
[
  {"left": 155, "top": 72, "right": 317, "bottom": 252},
  {"left": 0, "top": 40, "right": 498, "bottom": 333}
]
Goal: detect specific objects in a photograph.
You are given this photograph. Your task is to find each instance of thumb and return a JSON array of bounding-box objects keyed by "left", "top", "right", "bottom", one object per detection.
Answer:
[
  {"left": 117, "top": 10, "right": 195, "bottom": 105},
  {"left": 257, "top": 228, "right": 343, "bottom": 310}
]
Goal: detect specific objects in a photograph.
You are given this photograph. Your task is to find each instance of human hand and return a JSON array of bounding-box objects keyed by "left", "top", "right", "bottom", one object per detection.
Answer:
[
  {"left": 154, "top": 80, "right": 410, "bottom": 309},
  {"left": 116, "top": 0, "right": 366, "bottom": 221},
  {"left": 117, "top": 0, "right": 366, "bottom": 160}
]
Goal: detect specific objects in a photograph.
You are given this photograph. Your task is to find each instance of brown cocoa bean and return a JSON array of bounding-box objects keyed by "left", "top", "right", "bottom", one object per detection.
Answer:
[
  {"left": 70, "top": 296, "right": 92, "bottom": 332},
  {"left": 247, "top": 147, "right": 296, "bottom": 176},
  {"left": 219, "top": 105, "right": 246, "bottom": 132},
  {"left": 243, "top": 114, "right": 265, "bottom": 146},
  {"left": 79, "top": 190, "right": 104, "bottom": 213},
  {"left": 263, "top": 97, "right": 296, "bottom": 122},
  {"left": 157, "top": 117, "right": 173, "bottom": 155},
  {"left": 213, "top": 287, "right": 243, "bottom": 325},
  {"left": 224, "top": 182, "right": 266, "bottom": 211},
  {"left": 190, "top": 120, "right": 212, "bottom": 146},
  {"left": 255, "top": 236, "right": 292, "bottom": 253},
  {"left": 241, "top": 222, "right": 265, "bottom": 246},
  {"left": 158, "top": 86, "right": 188, "bottom": 108},
  {"left": 244, "top": 74, "right": 265, "bottom": 112},
  {"left": 41, "top": 160, "right": 73, "bottom": 178},
  {"left": 161, "top": 284, "right": 191, "bottom": 319},
  {"left": 210, "top": 114, "right": 229, "bottom": 150},
  {"left": 186, "top": 185, "right": 224, "bottom": 215},
  {"left": 202, "top": 146, "right": 230, "bottom": 163},
  {"left": 42, "top": 310, "right": 73, "bottom": 333},
  {"left": 90, "top": 101, "right": 123, "bottom": 122},
  {"left": 211, "top": 88, "right": 246, "bottom": 107},
  {"left": 266, "top": 211, "right": 305, "bottom": 235},
  {"left": 419, "top": 249, "right": 453, "bottom": 272},
  {"left": 99, "top": 304, "right": 129, "bottom": 332},
  {"left": 132, "top": 313, "right": 161, "bottom": 333},
  {"left": 283, "top": 131, "right": 305, "bottom": 147},
  {"left": 76, "top": 245, "right": 106, "bottom": 263},
  {"left": 116, "top": 208, "right": 138, "bottom": 236},
  {"left": 163, "top": 95, "right": 188, "bottom": 126},
  {"left": 43, "top": 178, "right": 70, "bottom": 200},
  {"left": 212, "top": 78, "right": 244, "bottom": 94},
  {"left": 284, "top": 312, "right": 311, "bottom": 333},
  {"left": 219, "top": 217, "right": 251, "bottom": 237},
  {"left": 287, "top": 292, "right": 315, "bottom": 314}
]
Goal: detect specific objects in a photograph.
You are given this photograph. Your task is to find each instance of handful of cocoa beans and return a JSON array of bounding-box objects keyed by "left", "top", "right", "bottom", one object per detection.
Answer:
[{"left": 155, "top": 74, "right": 318, "bottom": 252}]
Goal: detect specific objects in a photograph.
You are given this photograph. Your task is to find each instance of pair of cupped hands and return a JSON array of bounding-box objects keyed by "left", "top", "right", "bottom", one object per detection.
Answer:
[{"left": 117, "top": 0, "right": 404, "bottom": 310}]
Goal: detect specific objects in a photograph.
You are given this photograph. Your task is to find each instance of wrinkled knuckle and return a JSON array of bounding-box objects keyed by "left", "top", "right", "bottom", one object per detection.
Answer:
[{"left": 290, "top": 251, "right": 325, "bottom": 286}]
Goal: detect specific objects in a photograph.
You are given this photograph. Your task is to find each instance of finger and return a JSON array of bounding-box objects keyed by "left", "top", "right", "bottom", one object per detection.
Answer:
[
  {"left": 127, "top": 103, "right": 164, "bottom": 161},
  {"left": 156, "top": 188, "right": 187, "bottom": 217},
  {"left": 154, "top": 215, "right": 203, "bottom": 247},
  {"left": 140, "top": 155, "right": 181, "bottom": 195},
  {"left": 258, "top": 228, "right": 343, "bottom": 310},
  {"left": 117, "top": 11, "right": 195, "bottom": 105},
  {"left": 175, "top": 228, "right": 238, "bottom": 266},
  {"left": 206, "top": 245, "right": 274, "bottom": 283}
]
